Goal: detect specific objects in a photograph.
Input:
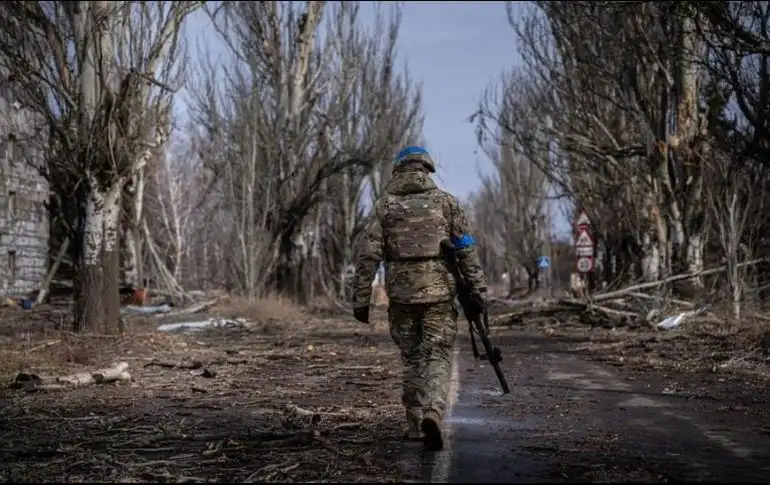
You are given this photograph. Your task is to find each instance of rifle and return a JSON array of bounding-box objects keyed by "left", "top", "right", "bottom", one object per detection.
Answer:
[{"left": 441, "top": 240, "right": 511, "bottom": 394}]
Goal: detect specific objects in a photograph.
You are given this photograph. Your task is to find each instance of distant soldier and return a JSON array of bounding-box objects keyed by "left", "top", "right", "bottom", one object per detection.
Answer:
[{"left": 351, "top": 146, "right": 487, "bottom": 451}]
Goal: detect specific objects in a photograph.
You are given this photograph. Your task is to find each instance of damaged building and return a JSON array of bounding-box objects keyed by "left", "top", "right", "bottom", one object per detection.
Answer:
[{"left": 0, "top": 96, "right": 49, "bottom": 297}]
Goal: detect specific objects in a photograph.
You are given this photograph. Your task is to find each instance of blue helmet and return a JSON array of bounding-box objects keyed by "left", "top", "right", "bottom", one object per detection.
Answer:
[{"left": 394, "top": 146, "right": 436, "bottom": 173}]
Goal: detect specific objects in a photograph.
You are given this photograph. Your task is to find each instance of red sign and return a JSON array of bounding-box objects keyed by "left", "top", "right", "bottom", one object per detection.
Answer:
[
  {"left": 574, "top": 228, "right": 593, "bottom": 248},
  {"left": 574, "top": 211, "right": 591, "bottom": 228},
  {"left": 576, "top": 256, "right": 593, "bottom": 273}
]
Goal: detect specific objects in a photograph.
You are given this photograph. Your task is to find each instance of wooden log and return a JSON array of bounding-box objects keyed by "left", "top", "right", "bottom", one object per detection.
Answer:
[{"left": 11, "top": 361, "right": 132, "bottom": 391}]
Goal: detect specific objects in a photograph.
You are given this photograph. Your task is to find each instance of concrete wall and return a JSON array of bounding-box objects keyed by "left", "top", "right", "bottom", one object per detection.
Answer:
[{"left": 0, "top": 96, "right": 49, "bottom": 296}]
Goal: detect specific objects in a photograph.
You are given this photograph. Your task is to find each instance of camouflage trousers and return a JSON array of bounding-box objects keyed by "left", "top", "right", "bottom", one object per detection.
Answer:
[{"left": 389, "top": 301, "right": 458, "bottom": 432}]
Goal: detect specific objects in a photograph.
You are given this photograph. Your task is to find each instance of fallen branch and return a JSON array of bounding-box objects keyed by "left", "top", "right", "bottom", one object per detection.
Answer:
[
  {"left": 492, "top": 261, "right": 770, "bottom": 329},
  {"left": 285, "top": 404, "right": 346, "bottom": 417},
  {"left": 11, "top": 361, "right": 132, "bottom": 391},
  {"left": 143, "top": 219, "right": 190, "bottom": 303},
  {"left": 750, "top": 312, "right": 770, "bottom": 322},
  {"left": 590, "top": 304, "right": 638, "bottom": 320},
  {"left": 156, "top": 298, "right": 219, "bottom": 318},
  {"left": 492, "top": 298, "right": 589, "bottom": 324},
  {"left": 6, "top": 340, "right": 62, "bottom": 354},
  {"left": 35, "top": 236, "right": 70, "bottom": 305},
  {"left": 144, "top": 360, "right": 203, "bottom": 370},
  {"left": 592, "top": 258, "right": 768, "bottom": 302},
  {"left": 626, "top": 292, "right": 695, "bottom": 308}
]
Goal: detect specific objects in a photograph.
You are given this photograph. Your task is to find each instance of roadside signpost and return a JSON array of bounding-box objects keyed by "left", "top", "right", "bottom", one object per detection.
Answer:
[
  {"left": 576, "top": 256, "right": 592, "bottom": 273},
  {"left": 573, "top": 211, "right": 594, "bottom": 275},
  {"left": 537, "top": 255, "right": 552, "bottom": 296}
]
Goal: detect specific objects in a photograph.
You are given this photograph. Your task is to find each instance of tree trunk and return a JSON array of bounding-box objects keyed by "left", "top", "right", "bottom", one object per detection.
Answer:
[
  {"left": 607, "top": 246, "right": 616, "bottom": 286},
  {"left": 527, "top": 266, "right": 539, "bottom": 292},
  {"left": 640, "top": 231, "right": 660, "bottom": 282},
  {"left": 296, "top": 255, "right": 308, "bottom": 304},
  {"left": 102, "top": 188, "right": 122, "bottom": 333},
  {"left": 276, "top": 233, "right": 295, "bottom": 296},
  {"left": 74, "top": 187, "right": 106, "bottom": 332},
  {"left": 120, "top": 173, "right": 142, "bottom": 288},
  {"left": 506, "top": 263, "right": 516, "bottom": 298},
  {"left": 133, "top": 226, "right": 144, "bottom": 285},
  {"left": 686, "top": 233, "right": 705, "bottom": 286},
  {"left": 121, "top": 226, "right": 139, "bottom": 286}
]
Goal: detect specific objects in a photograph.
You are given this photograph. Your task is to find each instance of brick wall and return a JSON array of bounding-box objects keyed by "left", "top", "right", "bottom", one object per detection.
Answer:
[{"left": 0, "top": 96, "right": 49, "bottom": 296}]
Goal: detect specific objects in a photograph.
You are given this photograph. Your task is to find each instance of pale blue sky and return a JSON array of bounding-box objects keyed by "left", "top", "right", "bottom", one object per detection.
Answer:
[
  {"left": 388, "top": 1, "right": 521, "bottom": 198},
  {"left": 180, "top": 1, "right": 520, "bottom": 195},
  {"left": 179, "top": 1, "right": 570, "bottom": 236}
]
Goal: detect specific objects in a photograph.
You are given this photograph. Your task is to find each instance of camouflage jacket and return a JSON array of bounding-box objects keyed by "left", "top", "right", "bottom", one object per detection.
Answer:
[{"left": 352, "top": 169, "right": 487, "bottom": 307}]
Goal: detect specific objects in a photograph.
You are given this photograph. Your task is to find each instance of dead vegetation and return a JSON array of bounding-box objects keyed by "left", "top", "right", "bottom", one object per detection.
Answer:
[
  {"left": 0, "top": 1, "right": 769, "bottom": 481},
  {"left": 490, "top": 296, "right": 770, "bottom": 384},
  {"left": 0, "top": 297, "right": 416, "bottom": 483},
  {"left": 0, "top": 1, "right": 423, "bottom": 333},
  {"left": 469, "top": 1, "right": 770, "bottom": 376}
]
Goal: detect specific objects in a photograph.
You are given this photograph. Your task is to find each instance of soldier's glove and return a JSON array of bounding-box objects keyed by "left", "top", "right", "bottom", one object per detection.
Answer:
[{"left": 353, "top": 305, "right": 370, "bottom": 324}]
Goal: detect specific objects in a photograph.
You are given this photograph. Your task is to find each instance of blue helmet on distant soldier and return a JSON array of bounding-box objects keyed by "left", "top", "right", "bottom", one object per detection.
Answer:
[{"left": 394, "top": 146, "right": 436, "bottom": 173}]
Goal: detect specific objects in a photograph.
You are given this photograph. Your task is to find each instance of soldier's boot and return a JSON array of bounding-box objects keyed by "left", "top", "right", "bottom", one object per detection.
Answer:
[
  {"left": 403, "top": 408, "right": 424, "bottom": 441},
  {"left": 421, "top": 409, "right": 444, "bottom": 451}
]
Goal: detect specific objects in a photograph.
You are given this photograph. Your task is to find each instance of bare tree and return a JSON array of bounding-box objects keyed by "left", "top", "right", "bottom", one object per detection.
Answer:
[
  {"left": 0, "top": 1, "right": 201, "bottom": 331},
  {"left": 475, "top": 3, "right": 711, "bottom": 287},
  {"left": 706, "top": 156, "right": 761, "bottom": 321},
  {"left": 183, "top": 1, "right": 422, "bottom": 302},
  {"left": 477, "top": 153, "right": 549, "bottom": 292},
  {"left": 476, "top": 69, "right": 551, "bottom": 294},
  {"left": 466, "top": 186, "right": 507, "bottom": 290},
  {"left": 473, "top": 0, "right": 770, "bottom": 314}
]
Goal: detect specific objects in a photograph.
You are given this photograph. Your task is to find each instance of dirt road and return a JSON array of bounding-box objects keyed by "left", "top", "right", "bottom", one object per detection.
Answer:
[
  {"left": 410, "top": 329, "right": 770, "bottom": 483},
  {"left": 2, "top": 303, "right": 770, "bottom": 483}
]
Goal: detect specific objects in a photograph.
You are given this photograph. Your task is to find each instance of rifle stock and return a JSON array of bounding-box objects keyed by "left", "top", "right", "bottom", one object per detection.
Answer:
[{"left": 441, "top": 241, "right": 511, "bottom": 395}]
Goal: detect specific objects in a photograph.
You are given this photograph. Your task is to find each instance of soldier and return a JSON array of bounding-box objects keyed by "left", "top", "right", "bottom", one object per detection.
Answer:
[{"left": 351, "top": 146, "right": 487, "bottom": 451}]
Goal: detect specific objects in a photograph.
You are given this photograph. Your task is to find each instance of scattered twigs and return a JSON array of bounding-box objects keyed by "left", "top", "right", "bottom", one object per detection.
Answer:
[
  {"left": 144, "top": 360, "right": 204, "bottom": 370},
  {"left": 624, "top": 292, "right": 695, "bottom": 308},
  {"left": 494, "top": 260, "right": 770, "bottom": 330}
]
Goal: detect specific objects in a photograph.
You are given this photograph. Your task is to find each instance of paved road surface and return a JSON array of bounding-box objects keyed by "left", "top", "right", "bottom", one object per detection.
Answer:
[{"left": 401, "top": 330, "right": 770, "bottom": 483}]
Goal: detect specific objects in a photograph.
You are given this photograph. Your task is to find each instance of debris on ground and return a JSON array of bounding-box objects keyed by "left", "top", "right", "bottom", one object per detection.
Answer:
[
  {"left": 10, "top": 361, "right": 132, "bottom": 391},
  {"left": 491, "top": 264, "right": 763, "bottom": 332},
  {"left": 121, "top": 304, "right": 173, "bottom": 315},
  {"left": 655, "top": 305, "right": 712, "bottom": 331},
  {"left": 156, "top": 317, "right": 252, "bottom": 333},
  {"left": 0, "top": 300, "right": 413, "bottom": 483}
]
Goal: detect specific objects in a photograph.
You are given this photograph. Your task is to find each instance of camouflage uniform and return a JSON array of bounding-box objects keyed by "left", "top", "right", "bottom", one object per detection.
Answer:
[{"left": 352, "top": 146, "right": 487, "bottom": 449}]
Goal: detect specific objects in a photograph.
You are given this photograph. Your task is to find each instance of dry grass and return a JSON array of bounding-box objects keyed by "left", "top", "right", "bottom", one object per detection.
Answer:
[
  {"left": 0, "top": 295, "right": 332, "bottom": 380},
  {"left": 0, "top": 296, "right": 415, "bottom": 483},
  {"left": 211, "top": 294, "right": 309, "bottom": 324},
  {"left": 0, "top": 318, "right": 187, "bottom": 383}
]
